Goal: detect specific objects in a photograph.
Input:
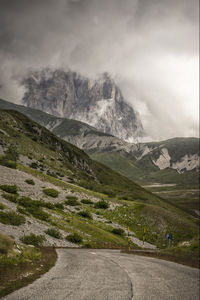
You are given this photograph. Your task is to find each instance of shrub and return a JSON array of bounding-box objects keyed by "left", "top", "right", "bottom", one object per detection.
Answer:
[
  {"left": 17, "top": 196, "right": 41, "bottom": 208},
  {"left": 1, "top": 193, "right": 18, "bottom": 203},
  {"left": 65, "top": 198, "right": 80, "bottom": 206},
  {"left": 81, "top": 199, "right": 93, "bottom": 205},
  {"left": 0, "top": 184, "right": 18, "bottom": 194},
  {"left": 54, "top": 203, "right": 64, "bottom": 210},
  {"left": 0, "top": 211, "right": 26, "bottom": 226},
  {"left": 95, "top": 200, "right": 109, "bottom": 209},
  {"left": 17, "top": 206, "right": 29, "bottom": 216},
  {"left": 43, "top": 202, "right": 54, "bottom": 209},
  {"left": 0, "top": 203, "right": 5, "bottom": 210},
  {"left": 77, "top": 211, "right": 92, "bottom": 219},
  {"left": 26, "top": 207, "right": 49, "bottom": 222},
  {"left": 4, "top": 146, "right": 18, "bottom": 162},
  {"left": 0, "top": 157, "right": 17, "bottom": 169},
  {"left": 0, "top": 233, "right": 14, "bottom": 254},
  {"left": 112, "top": 228, "right": 125, "bottom": 236},
  {"left": 17, "top": 197, "right": 50, "bottom": 221},
  {"left": 43, "top": 188, "right": 59, "bottom": 198},
  {"left": 29, "top": 162, "right": 38, "bottom": 169},
  {"left": 66, "top": 233, "right": 82, "bottom": 244},
  {"left": 20, "top": 233, "right": 46, "bottom": 247},
  {"left": 25, "top": 179, "right": 35, "bottom": 185},
  {"left": 45, "top": 228, "right": 62, "bottom": 239}
]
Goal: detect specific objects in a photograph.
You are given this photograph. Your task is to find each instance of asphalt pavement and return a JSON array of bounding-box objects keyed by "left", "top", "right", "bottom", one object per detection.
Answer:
[{"left": 3, "top": 249, "right": 199, "bottom": 300}]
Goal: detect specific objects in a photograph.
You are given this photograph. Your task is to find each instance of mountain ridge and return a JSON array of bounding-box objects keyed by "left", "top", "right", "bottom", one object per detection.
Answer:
[
  {"left": 0, "top": 98, "right": 199, "bottom": 188},
  {"left": 22, "top": 68, "right": 144, "bottom": 142}
]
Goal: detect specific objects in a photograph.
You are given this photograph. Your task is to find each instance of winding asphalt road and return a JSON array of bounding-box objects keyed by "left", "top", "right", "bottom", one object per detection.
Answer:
[{"left": 3, "top": 249, "right": 199, "bottom": 300}]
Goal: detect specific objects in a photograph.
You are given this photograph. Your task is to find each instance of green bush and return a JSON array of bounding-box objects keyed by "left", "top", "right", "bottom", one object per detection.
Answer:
[
  {"left": 112, "top": 228, "right": 125, "bottom": 236},
  {"left": 54, "top": 203, "right": 64, "bottom": 210},
  {"left": 4, "top": 146, "right": 19, "bottom": 162},
  {"left": 81, "top": 199, "right": 93, "bottom": 205},
  {"left": 1, "top": 193, "right": 18, "bottom": 203},
  {"left": 0, "top": 211, "right": 26, "bottom": 226},
  {"left": 20, "top": 233, "right": 46, "bottom": 247},
  {"left": 0, "top": 185, "right": 18, "bottom": 194},
  {"left": 66, "top": 233, "right": 82, "bottom": 244},
  {"left": 25, "top": 179, "right": 35, "bottom": 185},
  {"left": 29, "top": 162, "right": 38, "bottom": 169},
  {"left": 0, "top": 157, "right": 17, "bottom": 169},
  {"left": 17, "top": 197, "right": 50, "bottom": 221},
  {"left": 65, "top": 195, "right": 79, "bottom": 206},
  {"left": 17, "top": 196, "right": 41, "bottom": 208},
  {"left": 0, "top": 203, "right": 5, "bottom": 210},
  {"left": 0, "top": 233, "right": 14, "bottom": 254},
  {"left": 43, "top": 202, "right": 54, "bottom": 209},
  {"left": 45, "top": 228, "right": 62, "bottom": 239},
  {"left": 17, "top": 206, "right": 29, "bottom": 216},
  {"left": 65, "top": 198, "right": 80, "bottom": 206},
  {"left": 95, "top": 200, "right": 109, "bottom": 209},
  {"left": 27, "top": 207, "right": 49, "bottom": 222},
  {"left": 77, "top": 211, "right": 92, "bottom": 219},
  {"left": 43, "top": 188, "right": 59, "bottom": 198}
]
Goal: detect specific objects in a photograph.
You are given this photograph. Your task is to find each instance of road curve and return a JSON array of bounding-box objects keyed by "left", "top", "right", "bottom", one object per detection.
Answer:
[{"left": 3, "top": 249, "right": 199, "bottom": 300}]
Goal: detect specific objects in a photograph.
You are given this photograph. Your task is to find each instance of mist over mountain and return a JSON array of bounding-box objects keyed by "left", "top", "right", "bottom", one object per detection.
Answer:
[{"left": 22, "top": 69, "right": 144, "bottom": 142}]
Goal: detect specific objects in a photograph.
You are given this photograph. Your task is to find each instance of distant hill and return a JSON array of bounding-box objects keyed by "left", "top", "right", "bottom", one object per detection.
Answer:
[{"left": 0, "top": 99, "right": 199, "bottom": 187}]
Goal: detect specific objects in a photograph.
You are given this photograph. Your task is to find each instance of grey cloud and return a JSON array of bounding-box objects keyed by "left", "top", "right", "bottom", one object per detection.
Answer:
[{"left": 0, "top": 0, "right": 199, "bottom": 139}]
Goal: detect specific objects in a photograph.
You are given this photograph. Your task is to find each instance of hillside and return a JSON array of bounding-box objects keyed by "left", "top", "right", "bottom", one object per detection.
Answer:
[
  {"left": 0, "top": 109, "right": 198, "bottom": 251},
  {"left": 0, "top": 99, "right": 199, "bottom": 188}
]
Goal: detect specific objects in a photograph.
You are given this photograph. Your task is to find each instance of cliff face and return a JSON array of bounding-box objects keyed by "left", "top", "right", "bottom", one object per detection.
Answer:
[{"left": 22, "top": 69, "right": 144, "bottom": 142}]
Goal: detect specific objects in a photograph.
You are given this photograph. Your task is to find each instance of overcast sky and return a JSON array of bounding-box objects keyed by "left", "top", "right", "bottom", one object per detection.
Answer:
[{"left": 0, "top": 0, "right": 199, "bottom": 140}]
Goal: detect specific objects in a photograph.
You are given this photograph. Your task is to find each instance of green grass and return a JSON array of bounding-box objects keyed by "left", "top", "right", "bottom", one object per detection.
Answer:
[
  {"left": 77, "top": 210, "right": 93, "bottom": 219},
  {"left": 112, "top": 228, "right": 125, "bottom": 236},
  {"left": 123, "top": 236, "right": 200, "bottom": 269},
  {"left": 17, "top": 196, "right": 50, "bottom": 222},
  {"left": 90, "top": 149, "right": 199, "bottom": 187},
  {"left": 66, "top": 233, "right": 83, "bottom": 244},
  {"left": 65, "top": 198, "right": 80, "bottom": 206},
  {"left": 25, "top": 179, "right": 35, "bottom": 185},
  {"left": 95, "top": 200, "right": 109, "bottom": 209},
  {"left": 0, "top": 109, "right": 198, "bottom": 250},
  {"left": 1, "top": 193, "right": 18, "bottom": 203},
  {"left": 0, "top": 245, "right": 57, "bottom": 298},
  {"left": 81, "top": 199, "right": 93, "bottom": 205},
  {"left": 0, "top": 203, "right": 6, "bottom": 210},
  {"left": 45, "top": 228, "right": 62, "bottom": 239},
  {"left": 43, "top": 188, "right": 59, "bottom": 198},
  {"left": 0, "top": 233, "right": 14, "bottom": 254},
  {"left": 0, "top": 211, "right": 26, "bottom": 226},
  {"left": 20, "top": 233, "right": 46, "bottom": 247},
  {"left": 0, "top": 185, "right": 18, "bottom": 194}
]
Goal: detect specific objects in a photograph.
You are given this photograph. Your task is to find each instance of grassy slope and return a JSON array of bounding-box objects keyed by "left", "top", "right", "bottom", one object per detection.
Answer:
[
  {"left": 90, "top": 151, "right": 199, "bottom": 186},
  {"left": 0, "top": 233, "right": 57, "bottom": 298},
  {"left": 0, "top": 109, "right": 199, "bottom": 249},
  {"left": 0, "top": 109, "right": 167, "bottom": 204}
]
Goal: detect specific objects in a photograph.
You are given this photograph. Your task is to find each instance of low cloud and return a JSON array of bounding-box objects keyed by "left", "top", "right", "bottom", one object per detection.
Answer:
[{"left": 0, "top": 0, "right": 199, "bottom": 140}]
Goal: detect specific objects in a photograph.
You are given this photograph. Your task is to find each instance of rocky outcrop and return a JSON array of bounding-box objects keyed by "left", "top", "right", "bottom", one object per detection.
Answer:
[{"left": 22, "top": 69, "right": 144, "bottom": 142}]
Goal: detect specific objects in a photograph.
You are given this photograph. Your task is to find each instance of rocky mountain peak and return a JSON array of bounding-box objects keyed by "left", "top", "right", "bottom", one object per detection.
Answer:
[{"left": 22, "top": 68, "right": 144, "bottom": 142}]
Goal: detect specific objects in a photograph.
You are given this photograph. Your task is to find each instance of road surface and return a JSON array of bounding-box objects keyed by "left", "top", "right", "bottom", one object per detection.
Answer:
[{"left": 3, "top": 249, "right": 199, "bottom": 300}]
